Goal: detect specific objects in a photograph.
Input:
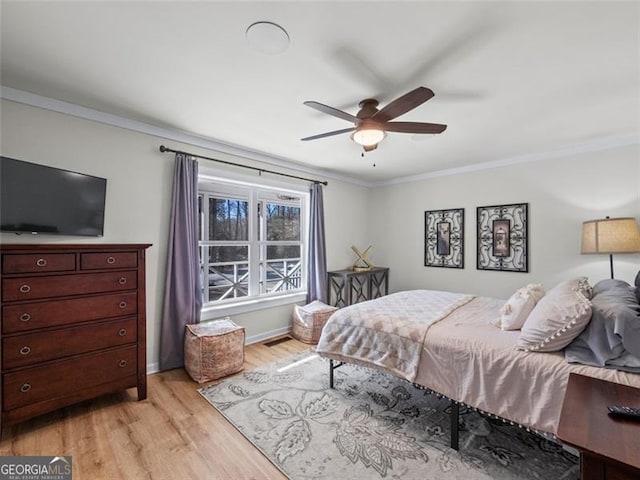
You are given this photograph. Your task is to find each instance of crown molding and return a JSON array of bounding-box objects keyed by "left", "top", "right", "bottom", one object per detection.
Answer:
[
  {"left": 2, "top": 86, "right": 637, "bottom": 189},
  {"left": 0, "top": 86, "right": 370, "bottom": 188},
  {"left": 372, "top": 133, "right": 640, "bottom": 187}
]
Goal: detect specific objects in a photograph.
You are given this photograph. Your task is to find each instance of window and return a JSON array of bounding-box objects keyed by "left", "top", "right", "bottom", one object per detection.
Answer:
[{"left": 198, "top": 176, "right": 307, "bottom": 310}]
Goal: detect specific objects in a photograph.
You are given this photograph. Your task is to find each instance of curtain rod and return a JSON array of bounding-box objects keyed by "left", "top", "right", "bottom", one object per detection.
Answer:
[{"left": 159, "top": 145, "right": 328, "bottom": 185}]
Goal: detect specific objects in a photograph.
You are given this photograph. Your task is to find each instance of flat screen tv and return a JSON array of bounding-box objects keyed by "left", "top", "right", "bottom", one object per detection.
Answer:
[{"left": 0, "top": 156, "right": 107, "bottom": 237}]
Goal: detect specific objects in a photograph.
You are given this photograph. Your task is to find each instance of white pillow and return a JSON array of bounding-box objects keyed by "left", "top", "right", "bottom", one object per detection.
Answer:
[
  {"left": 493, "top": 284, "right": 545, "bottom": 331},
  {"left": 516, "top": 277, "right": 592, "bottom": 352}
]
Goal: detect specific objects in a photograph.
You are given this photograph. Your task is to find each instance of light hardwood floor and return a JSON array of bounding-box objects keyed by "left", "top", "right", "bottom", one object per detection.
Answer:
[{"left": 0, "top": 337, "right": 311, "bottom": 480}]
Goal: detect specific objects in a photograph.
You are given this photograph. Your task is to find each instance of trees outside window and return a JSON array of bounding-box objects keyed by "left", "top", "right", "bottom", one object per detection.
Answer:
[{"left": 198, "top": 182, "right": 306, "bottom": 306}]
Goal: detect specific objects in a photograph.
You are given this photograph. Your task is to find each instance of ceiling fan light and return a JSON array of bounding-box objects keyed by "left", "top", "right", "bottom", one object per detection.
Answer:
[{"left": 351, "top": 128, "right": 385, "bottom": 146}]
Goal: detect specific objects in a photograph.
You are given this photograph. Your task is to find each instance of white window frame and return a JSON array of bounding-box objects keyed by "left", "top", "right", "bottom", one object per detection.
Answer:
[{"left": 198, "top": 166, "right": 309, "bottom": 319}]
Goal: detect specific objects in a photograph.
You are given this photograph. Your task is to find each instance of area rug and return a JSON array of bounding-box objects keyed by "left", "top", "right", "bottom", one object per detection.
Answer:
[{"left": 199, "top": 350, "right": 579, "bottom": 480}]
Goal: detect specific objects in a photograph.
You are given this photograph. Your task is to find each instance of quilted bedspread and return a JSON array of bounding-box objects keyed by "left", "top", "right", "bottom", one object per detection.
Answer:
[{"left": 316, "top": 290, "right": 474, "bottom": 381}]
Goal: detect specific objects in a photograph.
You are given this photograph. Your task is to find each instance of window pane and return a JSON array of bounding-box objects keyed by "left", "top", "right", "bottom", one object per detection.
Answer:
[
  {"left": 263, "top": 245, "right": 301, "bottom": 293},
  {"left": 266, "top": 245, "right": 300, "bottom": 260},
  {"left": 265, "top": 203, "right": 300, "bottom": 241},
  {"left": 209, "top": 197, "right": 248, "bottom": 241},
  {"left": 204, "top": 246, "right": 249, "bottom": 301},
  {"left": 209, "top": 245, "right": 248, "bottom": 263}
]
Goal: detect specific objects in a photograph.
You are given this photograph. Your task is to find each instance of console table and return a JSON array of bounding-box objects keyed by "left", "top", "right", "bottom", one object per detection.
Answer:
[
  {"left": 557, "top": 373, "right": 640, "bottom": 480},
  {"left": 327, "top": 267, "right": 389, "bottom": 308}
]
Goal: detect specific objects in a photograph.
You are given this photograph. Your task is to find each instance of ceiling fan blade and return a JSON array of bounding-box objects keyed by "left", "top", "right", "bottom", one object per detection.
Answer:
[
  {"left": 303, "top": 101, "right": 358, "bottom": 123},
  {"left": 383, "top": 122, "right": 447, "bottom": 134},
  {"left": 301, "top": 127, "right": 356, "bottom": 141},
  {"left": 373, "top": 87, "right": 434, "bottom": 122}
]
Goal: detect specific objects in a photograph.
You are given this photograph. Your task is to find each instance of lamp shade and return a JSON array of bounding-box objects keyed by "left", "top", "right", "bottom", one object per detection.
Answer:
[{"left": 581, "top": 217, "right": 640, "bottom": 254}]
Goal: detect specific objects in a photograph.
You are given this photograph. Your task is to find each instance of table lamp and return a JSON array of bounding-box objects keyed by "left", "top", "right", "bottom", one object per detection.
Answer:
[{"left": 581, "top": 216, "right": 640, "bottom": 279}]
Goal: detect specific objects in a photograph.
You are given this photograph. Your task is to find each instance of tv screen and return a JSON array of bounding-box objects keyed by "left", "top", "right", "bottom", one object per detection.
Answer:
[{"left": 0, "top": 156, "right": 107, "bottom": 237}]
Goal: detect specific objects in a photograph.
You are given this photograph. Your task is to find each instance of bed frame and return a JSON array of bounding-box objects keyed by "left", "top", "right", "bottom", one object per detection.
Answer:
[{"left": 325, "top": 271, "right": 640, "bottom": 452}]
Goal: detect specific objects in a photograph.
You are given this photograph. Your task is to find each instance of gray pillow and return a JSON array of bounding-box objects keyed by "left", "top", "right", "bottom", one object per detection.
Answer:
[{"left": 565, "top": 279, "right": 640, "bottom": 372}]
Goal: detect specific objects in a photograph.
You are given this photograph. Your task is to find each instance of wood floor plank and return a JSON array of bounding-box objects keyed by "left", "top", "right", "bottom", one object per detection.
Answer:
[{"left": 0, "top": 337, "right": 310, "bottom": 480}]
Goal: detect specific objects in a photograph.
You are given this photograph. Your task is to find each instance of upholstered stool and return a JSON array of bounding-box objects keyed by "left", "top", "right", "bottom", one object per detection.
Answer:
[
  {"left": 291, "top": 300, "right": 338, "bottom": 344},
  {"left": 184, "top": 318, "right": 245, "bottom": 383}
]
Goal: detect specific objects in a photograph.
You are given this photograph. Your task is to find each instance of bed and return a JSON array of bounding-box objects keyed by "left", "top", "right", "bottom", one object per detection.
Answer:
[{"left": 316, "top": 274, "right": 640, "bottom": 450}]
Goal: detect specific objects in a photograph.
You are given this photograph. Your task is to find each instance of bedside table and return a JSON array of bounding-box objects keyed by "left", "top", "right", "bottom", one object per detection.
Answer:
[{"left": 557, "top": 373, "right": 640, "bottom": 480}]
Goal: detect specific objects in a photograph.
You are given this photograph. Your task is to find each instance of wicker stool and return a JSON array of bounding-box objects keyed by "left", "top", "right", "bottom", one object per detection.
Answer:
[
  {"left": 184, "top": 318, "right": 245, "bottom": 383},
  {"left": 291, "top": 300, "right": 338, "bottom": 344}
]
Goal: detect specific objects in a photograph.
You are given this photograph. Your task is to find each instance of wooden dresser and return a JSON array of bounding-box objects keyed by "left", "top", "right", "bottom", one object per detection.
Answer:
[{"left": 0, "top": 243, "right": 151, "bottom": 432}]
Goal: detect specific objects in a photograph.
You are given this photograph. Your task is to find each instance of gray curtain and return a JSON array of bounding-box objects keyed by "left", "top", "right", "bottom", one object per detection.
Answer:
[
  {"left": 307, "top": 183, "right": 327, "bottom": 303},
  {"left": 159, "top": 153, "right": 203, "bottom": 371}
]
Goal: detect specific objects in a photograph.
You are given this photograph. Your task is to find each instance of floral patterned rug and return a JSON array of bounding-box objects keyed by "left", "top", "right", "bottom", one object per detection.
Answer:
[{"left": 199, "top": 350, "right": 579, "bottom": 480}]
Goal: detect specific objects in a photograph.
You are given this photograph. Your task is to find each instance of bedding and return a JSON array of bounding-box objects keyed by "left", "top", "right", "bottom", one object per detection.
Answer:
[
  {"left": 516, "top": 277, "right": 593, "bottom": 352},
  {"left": 565, "top": 279, "right": 640, "bottom": 372},
  {"left": 316, "top": 287, "right": 640, "bottom": 436},
  {"left": 316, "top": 290, "right": 474, "bottom": 381},
  {"left": 493, "top": 283, "right": 545, "bottom": 330}
]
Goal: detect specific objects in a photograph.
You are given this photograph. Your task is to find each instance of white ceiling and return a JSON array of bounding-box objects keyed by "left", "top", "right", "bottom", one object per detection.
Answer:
[{"left": 1, "top": 1, "right": 639, "bottom": 184}]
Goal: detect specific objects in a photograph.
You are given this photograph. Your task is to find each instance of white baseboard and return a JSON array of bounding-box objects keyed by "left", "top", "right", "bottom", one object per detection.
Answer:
[{"left": 245, "top": 325, "right": 292, "bottom": 345}]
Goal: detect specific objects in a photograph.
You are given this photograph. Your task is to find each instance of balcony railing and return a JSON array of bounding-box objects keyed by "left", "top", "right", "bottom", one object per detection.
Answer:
[{"left": 202, "top": 257, "right": 302, "bottom": 303}]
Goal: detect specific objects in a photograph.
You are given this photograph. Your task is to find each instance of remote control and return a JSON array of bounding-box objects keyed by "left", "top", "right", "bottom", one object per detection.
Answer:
[{"left": 607, "top": 405, "right": 640, "bottom": 420}]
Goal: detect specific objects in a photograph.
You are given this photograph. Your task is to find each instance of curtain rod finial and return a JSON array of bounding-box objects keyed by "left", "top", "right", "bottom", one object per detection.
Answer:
[{"left": 159, "top": 145, "right": 168, "bottom": 153}]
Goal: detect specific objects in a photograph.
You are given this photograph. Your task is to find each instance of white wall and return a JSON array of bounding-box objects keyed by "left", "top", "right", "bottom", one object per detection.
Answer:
[
  {"left": 0, "top": 99, "right": 371, "bottom": 370},
  {"left": 369, "top": 145, "right": 640, "bottom": 298},
  {"left": 3, "top": 99, "right": 638, "bottom": 371}
]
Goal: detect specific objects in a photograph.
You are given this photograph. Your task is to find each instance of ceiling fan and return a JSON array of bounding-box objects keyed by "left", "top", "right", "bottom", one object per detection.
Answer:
[{"left": 301, "top": 86, "right": 447, "bottom": 152}]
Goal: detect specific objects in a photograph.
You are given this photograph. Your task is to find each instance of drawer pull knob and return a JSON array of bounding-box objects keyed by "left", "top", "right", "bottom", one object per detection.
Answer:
[
  {"left": 36, "top": 258, "right": 47, "bottom": 267},
  {"left": 20, "top": 383, "right": 32, "bottom": 393},
  {"left": 118, "top": 328, "right": 127, "bottom": 337},
  {"left": 20, "top": 313, "right": 31, "bottom": 322},
  {"left": 118, "top": 360, "right": 127, "bottom": 368},
  {"left": 118, "top": 277, "right": 127, "bottom": 285},
  {"left": 19, "top": 284, "right": 31, "bottom": 294},
  {"left": 107, "top": 256, "right": 116, "bottom": 264},
  {"left": 20, "top": 346, "right": 31, "bottom": 355},
  {"left": 119, "top": 301, "right": 127, "bottom": 309}
]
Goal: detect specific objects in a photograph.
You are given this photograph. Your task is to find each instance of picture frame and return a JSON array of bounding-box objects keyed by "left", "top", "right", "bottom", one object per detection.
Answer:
[
  {"left": 476, "top": 203, "right": 528, "bottom": 272},
  {"left": 424, "top": 208, "right": 464, "bottom": 268}
]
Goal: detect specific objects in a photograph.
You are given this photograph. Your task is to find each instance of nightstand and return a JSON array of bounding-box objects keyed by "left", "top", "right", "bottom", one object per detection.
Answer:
[{"left": 557, "top": 373, "right": 640, "bottom": 480}]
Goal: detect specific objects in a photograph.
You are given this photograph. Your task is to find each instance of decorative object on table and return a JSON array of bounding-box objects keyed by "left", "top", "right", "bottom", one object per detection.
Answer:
[
  {"left": 291, "top": 300, "right": 338, "bottom": 344},
  {"left": 184, "top": 318, "right": 245, "bottom": 383},
  {"left": 477, "top": 203, "right": 528, "bottom": 272},
  {"left": 351, "top": 245, "right": 374, "bottom": 271},
  {"left": 580, "top": 216, "right": 640, "bottom": 279},
  {"left": 424, "top": 208, "right": 464, "bottom": 268},
  {"left": 199, "top": 350, "right": 578, "bottom": 480}
]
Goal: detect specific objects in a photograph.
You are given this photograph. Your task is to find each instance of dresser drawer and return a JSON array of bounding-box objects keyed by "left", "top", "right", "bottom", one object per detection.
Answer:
[
  {"left": 2, "top": 345, "right": 137, "bottom": 410},
  {"left": 3, "top": 317, "right": 137, "bottom": 369},
  {"left": 81, "top": 252, "right": 137, "bottom": 270},
  {"left": 2, "top": 271, "right": 137, "bottom": 302},
  {"left": 2, "top": 292, "right": 137, "bottom": 333},
  {"left": 2, "top": 253, "right": 76, "bottom": 274}
]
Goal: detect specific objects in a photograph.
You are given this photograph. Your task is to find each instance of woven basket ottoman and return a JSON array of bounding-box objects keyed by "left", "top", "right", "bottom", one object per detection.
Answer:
[
  {"left": 184, "top": 318, "right": 245, "bottom": 383},
  {"left": 291, "top": 300, "right": 338, "bottom": 344}
]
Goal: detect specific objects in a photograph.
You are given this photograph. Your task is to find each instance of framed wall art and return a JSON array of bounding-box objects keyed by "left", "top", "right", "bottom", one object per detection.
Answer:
[
  {"left": 476, "top": 203, "right": 528, "bottom": 272},
  {"left": 424, "top": 208, "right": 464, "bottom": 268}
]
